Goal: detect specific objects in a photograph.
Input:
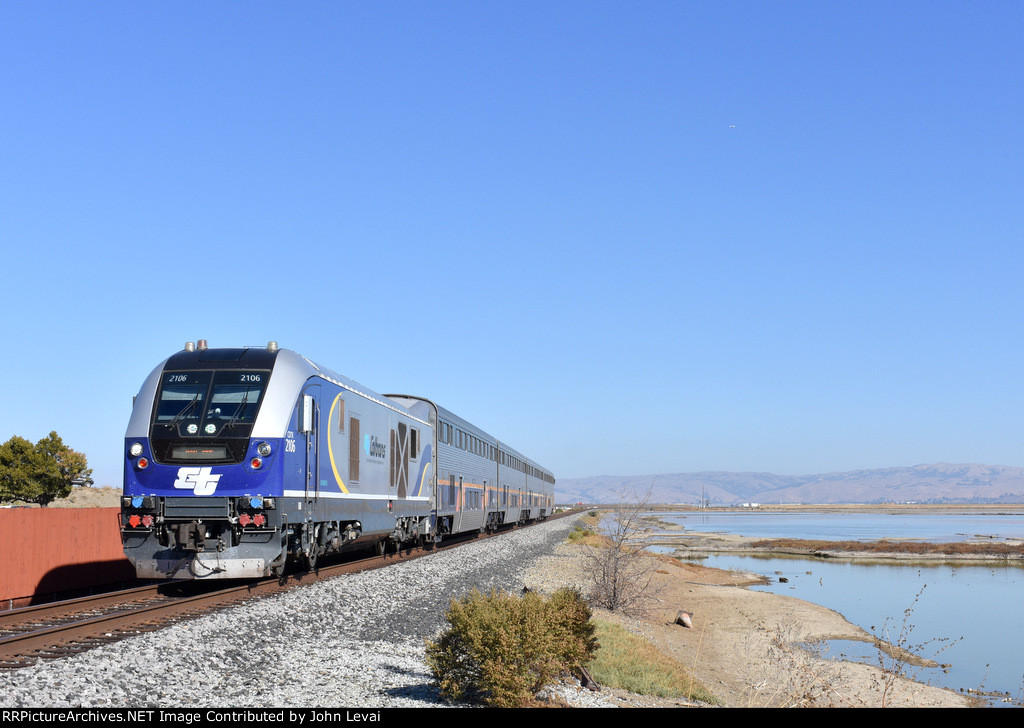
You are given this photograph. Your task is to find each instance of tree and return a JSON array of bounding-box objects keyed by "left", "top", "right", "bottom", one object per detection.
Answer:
[{"left": 0, "top": 431, "right": 92, "bottom": 506}]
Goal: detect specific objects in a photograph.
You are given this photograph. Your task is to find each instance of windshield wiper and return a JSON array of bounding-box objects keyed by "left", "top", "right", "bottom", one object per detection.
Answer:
[
  {"left": 166, "top": 394, "right": 201, "bottom": 429},
  {"left": 224, "top": 390, "right": 251, "bottom": 430}
]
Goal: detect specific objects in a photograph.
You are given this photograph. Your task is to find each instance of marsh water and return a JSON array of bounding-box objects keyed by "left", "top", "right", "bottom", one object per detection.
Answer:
[{"left": 649, "top": 510, "right": 1024, "bottom": 706}]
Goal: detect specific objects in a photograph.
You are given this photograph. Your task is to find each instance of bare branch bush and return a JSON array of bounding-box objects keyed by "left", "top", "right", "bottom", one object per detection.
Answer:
[
  {"left": 869, "top": 585, "right": 962, "bottom": 707},
  {"left": 581, "top": 486, "right": 661, "bottom": 617},
  {"left": 739, "top": 620, "right": 853, "bottom": 708}
]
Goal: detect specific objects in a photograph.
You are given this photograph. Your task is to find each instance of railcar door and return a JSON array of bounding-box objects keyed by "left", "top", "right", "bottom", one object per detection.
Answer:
[
  {"left": 295, "top": 386, "right": 322, "bottom": 570},
  {"left": 389, "top": 421, "right": 410, "bottom": 499}
]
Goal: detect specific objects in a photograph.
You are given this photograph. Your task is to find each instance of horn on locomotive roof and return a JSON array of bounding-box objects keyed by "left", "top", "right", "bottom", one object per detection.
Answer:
[
  {"left": 267, "top": 341, "right": 279, "bottom": 352},
  {"left": 196, "top": 339, "right": 208, "bottom": 351},
  {"left": 184, "top": 341, "right": 195, "bottom": 352}
]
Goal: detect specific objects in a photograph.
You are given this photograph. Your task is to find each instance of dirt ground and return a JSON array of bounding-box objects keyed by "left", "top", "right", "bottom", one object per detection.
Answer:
[
  {"left": 526, "top": 540, "right": 976, "bottom": 708},
  {"left": 10, "top": 485, "right": 122, "bottom": 508}
]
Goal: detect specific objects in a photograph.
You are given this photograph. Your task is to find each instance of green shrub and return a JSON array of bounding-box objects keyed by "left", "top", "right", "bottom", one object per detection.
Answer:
[
  {"left": 566, "top": 523, "right": 591, "bottom": 542},
  {"left": 425, "top": 587, "right": 598, "bottom": 707}
]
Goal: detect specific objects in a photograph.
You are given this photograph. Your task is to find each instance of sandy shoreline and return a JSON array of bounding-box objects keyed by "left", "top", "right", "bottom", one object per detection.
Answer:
[{"left": 523, "top": 532, "right": 978, "bottom": 708}]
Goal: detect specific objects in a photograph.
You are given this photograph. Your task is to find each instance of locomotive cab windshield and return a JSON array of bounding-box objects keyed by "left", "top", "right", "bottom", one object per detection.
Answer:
[{"left": 150, "top": 368, "right": 271, "bottom": 464}]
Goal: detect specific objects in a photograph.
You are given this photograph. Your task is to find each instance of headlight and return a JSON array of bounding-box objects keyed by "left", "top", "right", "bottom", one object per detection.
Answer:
[
  {"left": 257, "top": 441, "right": 272, "bottom": 457},
  {"left": 129, "top": 442, "right": 143, "bottom": 457}
]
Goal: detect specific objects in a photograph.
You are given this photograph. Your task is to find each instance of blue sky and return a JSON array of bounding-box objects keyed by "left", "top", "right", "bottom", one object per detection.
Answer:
[{"left": 2, "top": 1, "right": 1023, "bottom": 489}]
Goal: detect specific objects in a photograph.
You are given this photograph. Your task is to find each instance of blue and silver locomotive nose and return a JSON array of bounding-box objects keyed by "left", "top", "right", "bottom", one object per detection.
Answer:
[{"left": 121, "top": 341, "right": 287, "bottom": 579}]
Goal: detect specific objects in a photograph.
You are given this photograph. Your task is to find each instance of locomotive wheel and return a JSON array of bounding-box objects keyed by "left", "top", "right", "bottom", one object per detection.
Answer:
[{"left": 303, "top": 548, "right": 318, "bottom": 571}]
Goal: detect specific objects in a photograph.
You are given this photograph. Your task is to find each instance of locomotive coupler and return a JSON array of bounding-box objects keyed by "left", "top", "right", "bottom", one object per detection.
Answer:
[{"left": 175, "top": 522, "right": 206, "bottom": 551}]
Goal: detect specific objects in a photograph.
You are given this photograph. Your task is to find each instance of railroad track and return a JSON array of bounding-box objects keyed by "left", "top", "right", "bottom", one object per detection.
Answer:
[
  {"left": 0, "top": 548, "right": 426, "bottom": 669},
  {"left": 0, "top": 513, "right": 575, "bottom": 669}
]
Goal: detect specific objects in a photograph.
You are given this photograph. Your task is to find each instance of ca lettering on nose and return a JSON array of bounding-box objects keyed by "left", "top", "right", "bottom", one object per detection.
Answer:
[{"left": 173, "top": 466, "right": 221, "bottom": 495}]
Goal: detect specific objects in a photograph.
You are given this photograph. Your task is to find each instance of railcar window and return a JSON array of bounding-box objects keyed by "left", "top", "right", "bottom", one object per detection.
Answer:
[
  {"left": 411, "top": 428, "right": 419, "bottom": 459},
  {"left": 337, "top": 399, "right": 345, "bottom": 433},
  {"left": 442, "top": 474, "right": 457, "bottom": 508}
]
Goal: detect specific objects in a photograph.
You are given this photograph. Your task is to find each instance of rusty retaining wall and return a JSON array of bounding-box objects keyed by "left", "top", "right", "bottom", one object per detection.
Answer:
[{"left": 0, "top": 507, "right": 134, "bottom": 609}]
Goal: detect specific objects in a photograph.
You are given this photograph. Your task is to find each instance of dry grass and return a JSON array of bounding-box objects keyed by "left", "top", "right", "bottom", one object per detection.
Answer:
[
  {"left": 5, "top": 485, "right": 122, "bottom": 508},
  {"left": 587, "top": 620, "right": 719, "bottom": 704}
]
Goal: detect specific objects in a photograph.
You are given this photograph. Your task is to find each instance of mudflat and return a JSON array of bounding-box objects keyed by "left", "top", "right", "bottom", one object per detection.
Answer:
[{"left": 525, "top": 539, "right": 976, "bottom": 708}]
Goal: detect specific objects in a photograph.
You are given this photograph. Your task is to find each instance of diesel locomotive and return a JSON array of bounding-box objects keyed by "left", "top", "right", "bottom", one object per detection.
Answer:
[{"left": 120, "top": 341, "right": 555, "bottom": 580}]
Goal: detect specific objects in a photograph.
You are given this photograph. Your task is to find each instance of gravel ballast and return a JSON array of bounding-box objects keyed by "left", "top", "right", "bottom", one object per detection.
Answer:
[{"left": 1, "top": 515, "right": 615, "bottom": 708}]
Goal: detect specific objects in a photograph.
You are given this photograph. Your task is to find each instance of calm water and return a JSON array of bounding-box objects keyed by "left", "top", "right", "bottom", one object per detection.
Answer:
[
  {"left": 651, "top": 510, "right": 1024, "bottom": 706},
  {"left": 660, "top": 509, "right": 1024, "bottom": 543}
]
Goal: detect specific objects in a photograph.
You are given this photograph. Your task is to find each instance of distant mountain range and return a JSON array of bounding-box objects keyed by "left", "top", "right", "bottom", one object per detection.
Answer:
[{"left": 555, "top": 463, "right": 1024, "bottom": 505}]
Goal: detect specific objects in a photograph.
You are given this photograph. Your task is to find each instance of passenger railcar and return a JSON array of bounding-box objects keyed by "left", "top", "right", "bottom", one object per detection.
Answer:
[
  {"left": 120, "top": 341, "right": 555, "bottom": 580},
  {"left": 386, "top": 397, "right": 556, "bottom": 537}
]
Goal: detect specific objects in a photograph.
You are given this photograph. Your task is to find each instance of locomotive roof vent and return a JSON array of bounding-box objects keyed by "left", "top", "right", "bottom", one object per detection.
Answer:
[{"left": 267, "top": 341, "right": 279, "bottom": 352}]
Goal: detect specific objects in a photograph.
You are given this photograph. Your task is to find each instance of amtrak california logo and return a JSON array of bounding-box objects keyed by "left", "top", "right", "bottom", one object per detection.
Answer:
[
  {"left": 364, "top": 434, "right": 386, "bottom": 460},
  {"left": 173, "top": 466, "right": 222, "bottom": 495}
]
